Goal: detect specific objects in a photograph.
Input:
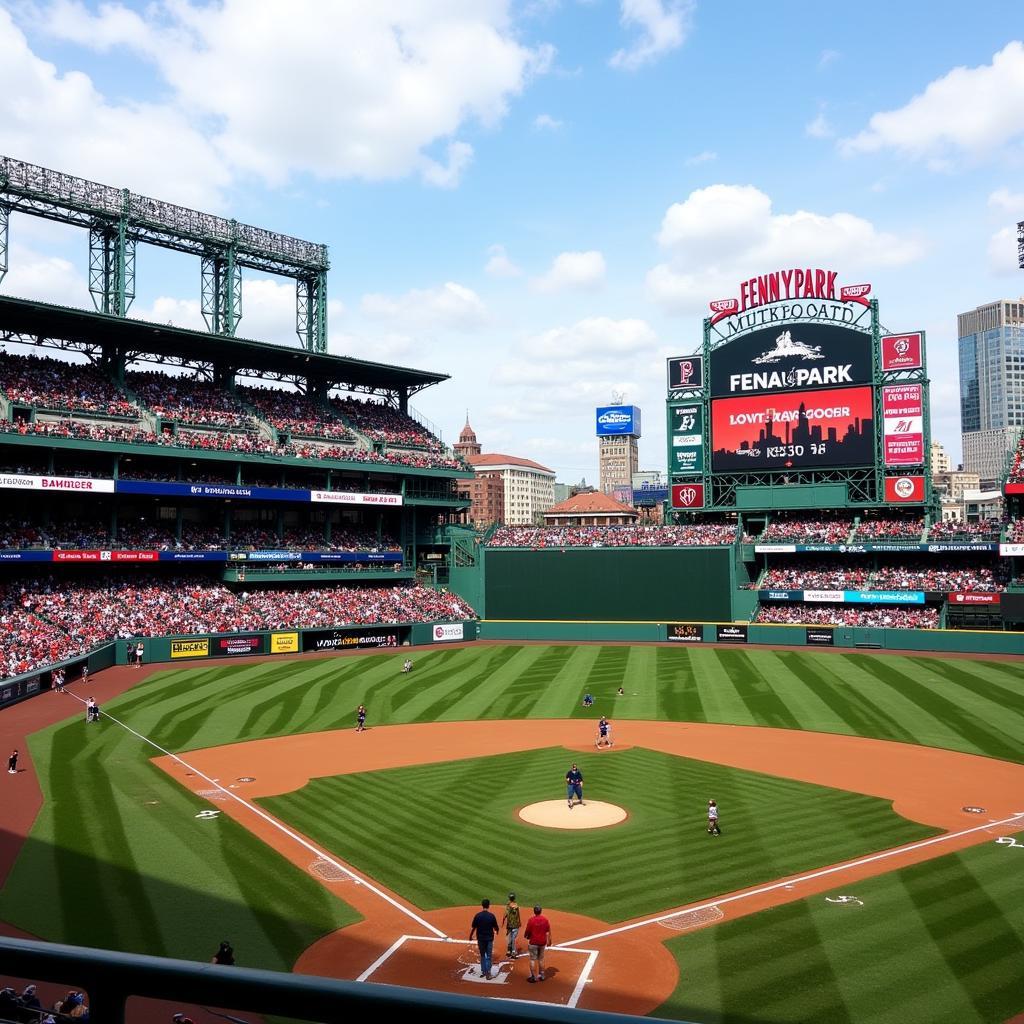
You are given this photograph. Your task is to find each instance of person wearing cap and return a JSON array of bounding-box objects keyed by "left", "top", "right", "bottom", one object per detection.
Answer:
[
  {"left": 212, "top": 939, "right": 235, "bottom": 965},
  {"left": 523, "top": 904, "right": 551, "bottom": 983},
  {"left": 502, "top": 893, "right": 522, "bottom": 959}
]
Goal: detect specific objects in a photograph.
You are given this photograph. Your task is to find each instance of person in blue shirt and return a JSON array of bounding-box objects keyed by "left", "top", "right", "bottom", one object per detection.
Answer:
[
  {"left": 469, "top": 898, "right": 500, "bottom": 978},
  {"left": 582, "top": 692, "right": 594, "bottom": 707},
  {"left": 566, "top": 763, "right": 584, "bottom": 809}
]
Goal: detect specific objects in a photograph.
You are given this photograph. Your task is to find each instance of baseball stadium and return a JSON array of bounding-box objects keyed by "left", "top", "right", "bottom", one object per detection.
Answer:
[{"left": 2, "top": 156, "right": 1024, "bottom": 1024}]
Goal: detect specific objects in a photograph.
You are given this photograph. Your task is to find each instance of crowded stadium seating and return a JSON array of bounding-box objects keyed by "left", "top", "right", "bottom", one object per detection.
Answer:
[
  {"left": 926, "top": 519, "right": 1003, "bottom": 540},
  {"left": 0, "top": 577, "right": 475, "bottom": 680},
  {"left": 755, "top": 603, "right": 940, "bottom": 628},
  {"left": 1008, "top": 432, "right": 1024, "bottom": 482},
  {"left": 238, "top": 385, "right": 356, "bottom": 441},
  {"left": 758, "top": 516, "right": 853, "bottom": 543},
  {"left": 852, "top": 516, "right": 925, "bottom": 540},
  {"left": 0, "top": 351, "right": 137, "bottom": 417},
  {"left": 126, "top": 371, "right": 256, "bottom": 429},
  {"left": 486, "top": 524, "right": 737, "bottom": 547},
  {"left": 756, "top": 557, "right": 1007, "bottom": 593}
]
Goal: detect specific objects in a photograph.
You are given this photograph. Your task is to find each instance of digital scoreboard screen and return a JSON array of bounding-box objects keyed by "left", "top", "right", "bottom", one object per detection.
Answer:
[{"left": 710, "top": 385, "right": 874, "bottom": 471}]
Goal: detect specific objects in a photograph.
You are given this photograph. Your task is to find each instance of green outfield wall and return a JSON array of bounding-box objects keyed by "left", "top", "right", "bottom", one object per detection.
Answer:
[
  {"left": 478, "top": 619, "right": 1024, "bottom": 654},
  {"left": 482, "top": 547, "right": 733, "bottom": 622}
]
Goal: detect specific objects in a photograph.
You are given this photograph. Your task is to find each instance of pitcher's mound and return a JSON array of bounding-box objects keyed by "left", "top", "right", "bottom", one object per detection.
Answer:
[{"left": 518, "top": 800, "right": 627, "bottom": 830}]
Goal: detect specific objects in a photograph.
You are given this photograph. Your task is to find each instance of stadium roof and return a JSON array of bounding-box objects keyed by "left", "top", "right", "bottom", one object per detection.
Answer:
[
  {"left": 545, "top": 492, "right": 637, "bottom": 517},
  {"left": 467, "top": 452, "right": 556, "bottom": 475},
  {"left": 0, "top": 294, "right": 448, "bottom": 393}
]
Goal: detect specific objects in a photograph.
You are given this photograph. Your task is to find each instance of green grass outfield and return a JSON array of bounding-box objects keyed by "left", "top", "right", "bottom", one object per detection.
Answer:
[
  {"left": 258, "top": 746, "right": 937, "bottom": 922},
  {"left": 2, "top": 643, "right": 1024, "bottom": 1022}
]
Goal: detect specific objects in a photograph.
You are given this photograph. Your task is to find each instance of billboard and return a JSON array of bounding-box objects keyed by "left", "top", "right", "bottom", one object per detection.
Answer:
[
  {"left": 882, "top": 384, "right": 924, "bottom": 466},
  {"left": 881, "top": 333, "right": 924, "bottom": 371},
  {"left": 596, "top": 405, "right": 642, "bottom": 437},
  {"left": 710, "top": 323, "right": 872, "bottom": 398},
  {"left": 711, "top": 386, "right": 874, "bottom": 471},
  {"left": 668, "top": 623, "right": 703, "bottom": 642},
  {"left": 214, "top": 635, "right": 266, "bottom": 657},
  {"left": 671, "top": 482, "right": 705, "bottom": 509},
  {"left": 170, "top": 639, "right": 209, "bottom": 659},
  {"left": 433, "top": 623, "right": 465, "bottom": 642},
  {"left": 884, "top": 475, "right": 925, "bottom": 503},
  {"left": 806, "top": 627, "right": 835, "bottom": 646},
  {"left": 302, "top": 628, "right": 402, "bottom": 651},
  {"left": 270, "top": 631, "right": 300, "bottom": 654},
  {"left": 716, "top": 624, "right": 748, "bottom": 643},
  {"left": 668, "top": 355, "right": 704, "bottom": 391},
  {"left": 670, "top": 403, "right": 704, "bottom": 474}
]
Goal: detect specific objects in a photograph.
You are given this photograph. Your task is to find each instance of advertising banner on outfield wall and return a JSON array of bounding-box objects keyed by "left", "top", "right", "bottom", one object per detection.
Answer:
[
  {"left": 882, "top": 384, "right": 924, "bottom": 466},
  {"left": 716, "top": 624, "right": 748, "bottom": 643},
  {"left": 270, "top": 632, "right": 300, "bottom": 654},
  {"left": 302, "top": 628, "right": 402, "bottom": 652},
  {"left": 170, "top": 639, "right": 209, "bottom": 659},
  {"left": 213, "top": 635, "right": 266, "bottom": 657},
  {"left": 948, "top": 592, "right": 1001, "bottom": 605},
  {"left": 806, "top": 628, "right": 835, "bottom": 646},
  {"left": 667, "top": 623, "right": 703, "bottom": 642},
  {"left": 433, "top": 623, "right": 464, "bottom": 642}
]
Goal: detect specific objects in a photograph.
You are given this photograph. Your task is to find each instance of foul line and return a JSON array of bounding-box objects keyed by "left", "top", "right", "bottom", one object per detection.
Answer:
[
  {"left": 68, "top": 693, "right": 447, "bottom": 940},
  {"left": 562, "top": 810, "right": 1024, "bottom": 946}
]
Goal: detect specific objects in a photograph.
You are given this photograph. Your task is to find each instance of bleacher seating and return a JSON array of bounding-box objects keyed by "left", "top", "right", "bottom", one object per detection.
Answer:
[
  {"left": 0, "top": 351, "right": 137, "bottom": 417},
  {"left": 486, "top": 524, "right": 736, "bottom": 547},
  {"left": 755, "top": 603, "right": 940, "bottom": 628}
]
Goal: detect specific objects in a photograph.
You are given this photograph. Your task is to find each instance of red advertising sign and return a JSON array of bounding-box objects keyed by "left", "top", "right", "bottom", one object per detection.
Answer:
[
  {"left": 882, "top": 384, "right": 924, "bottom": 466},
  {"left": 711, "top": 386, "right": 874, "bottom": 471},
  {"left": 671, "top": 483, "right": 705, "bottom": 509},
  {"left": 708, "top": 269, "right": 871, "bottom": 324},
  {"left": 884, "top": 475, "right": 925, "bottom": 503},
  {"left": 52, "top": 550, "right": 159, "bottom": 562},
  {"left": 881, "top": 332, "right": 923, "bottom": 371},
  {"left": 948, "top": 592, "right": 1000, "bottom": 605},
  {"left": 1006, "top": 483, "right": 1024, "bottom": 495}
]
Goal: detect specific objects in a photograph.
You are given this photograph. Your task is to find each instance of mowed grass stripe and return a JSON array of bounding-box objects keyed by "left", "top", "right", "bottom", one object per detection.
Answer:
[{"left": 257, "top": 746, "right": 937, "bottom": 924}]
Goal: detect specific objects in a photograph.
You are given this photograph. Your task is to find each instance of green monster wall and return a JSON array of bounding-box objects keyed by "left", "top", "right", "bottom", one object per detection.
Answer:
[{"left": 483, "top": 546, "right": 733, "bottom": 622}]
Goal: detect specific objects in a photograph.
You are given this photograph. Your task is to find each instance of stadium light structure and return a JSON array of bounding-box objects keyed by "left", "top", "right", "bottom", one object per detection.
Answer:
[
  {"left": 1018, "top": 220, "right": 1024, "bottom": 270},
  {"left": 0, "top": 155, "right": 330, "bottom": 352}
]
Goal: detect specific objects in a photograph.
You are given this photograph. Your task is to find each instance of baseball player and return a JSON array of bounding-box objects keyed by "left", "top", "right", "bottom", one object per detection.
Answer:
[
  {"left": 596, "top": 716, "right": 612, "bottom": 748},
  {"left": 356, "top": 704, "right": 367, "bottom": 732},
  {"left": 566, "top": 763, "right": 584, "bottom": 809},
  {"left": 707, "top": 799, "right": 721, "bottom": 836},
  {"left": 7, "top": 749, "right": 18, "bottom": 774}
]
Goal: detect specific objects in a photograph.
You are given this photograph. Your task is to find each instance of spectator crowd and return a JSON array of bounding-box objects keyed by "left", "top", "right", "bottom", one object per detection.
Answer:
[
  {"left": 755, "top": 603, "right": 940, "bottom": 629},
  {"left": 0, "top": 351, "right": 137, "bottom": 418},
  {"left": 756, "top": 557, "right": 1006, "bottom": 593},
  {"left": 487, "top": 523, "right": 737, "bottom": 547},
  {"left": 0, "top": 576, "right": 475, "bottom": 681}
]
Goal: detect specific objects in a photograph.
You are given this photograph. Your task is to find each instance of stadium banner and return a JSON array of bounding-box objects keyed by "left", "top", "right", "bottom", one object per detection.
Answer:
[
  {"left": 115, "top": 479, "right": 311, "bottom": 502},
  {"left": 710, "top": 322, "right": 873, "bottom": 398},
  {"left": 760, "top": 589, "right": 804, "bottom": 601},
  {"left": 671, "top": 483, "right": 705, "bottom": 509},
  {"left": 667, "top": 355, "right": 704, "bottom": 391},
  {"left": 948, "top": 592, "right": 1000, "bottom": 605},
  {"left": 159, "top": 551, "right": 228, "bottom": 561},
  {"left": 170, "top": 639, "right": 209, "bottom": 659},
  {"left": 667, "top": 623, "right": 703, "bottom": 642},
  {"left": 310, "top": 490, "right": 403, "bottom": 506},
  {"left": 212, "top": 635, "right": 266, "bottom": 657},
  {"left": 52, "top": 550, "right": 160, "bottom": 562},
  {"left": 596, "top": 405, "right": 642, "bottom": 437},
  {"left": 882, "top": 384, "right": 924, "bottom": 466},
  {"left": 884, "top": 475, "right": 925, "bottom": 503},
  {"left": 302, "top": 628, "right": 402, "bottom": 651},
  {"left": 270, "top": 631, "right": 300, "bottom": 654},
  {"left": 754, "top": 542, "right": 998, "bottom": 554},
  {"left": 880, "top": 332, "right": 924, "bottom": 371},
  {"left": 1006, "top": 483, "right": 1024, "bottom": 495},
  {"left": 433, "top": 623, "right": 464, "bottom": 642},
  {"left": 804, "top": 590, "right": 845, "bottom": 603},
  {"left": 0, "top": 550, "right": 54, "bottom": 561},
  {"left": 716, "top": 624, "right": 748, "bottom": 643},
  {"left": 670, "top": 403, "right": 704, "bottom": 474},
  {"left": 844, "top": 590, "right": 925, "bottom": 605},
  {"left": 711, "top": 386, "right": 874, "bottom": 472},
  {"left": 0, "top": 674, "right": 42, "bottom": 710},
  {"left": 229, "top": 550, "right": 402, "bottom": 564},
  {"left": 1000, "top": 543, "right": 1024, "bottom": 557},
  {"left": 806, "top": 627, "right": 835, "bottom": 646},
  {"left": 632, "top": 485, "right": 669, "bottom": 507},
  {"left": 0, "top": 473, "right": 115, "bottom": 493}
]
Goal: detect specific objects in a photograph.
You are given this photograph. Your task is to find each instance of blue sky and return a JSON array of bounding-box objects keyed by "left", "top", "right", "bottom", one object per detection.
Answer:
[{"left": 1, "top": 0, "right": 1023, "bottom": 479}]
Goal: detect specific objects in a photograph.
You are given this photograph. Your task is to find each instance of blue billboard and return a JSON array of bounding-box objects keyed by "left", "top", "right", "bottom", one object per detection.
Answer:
[{"left": 596, "top": 405, "right": 642, "bottom": 437}]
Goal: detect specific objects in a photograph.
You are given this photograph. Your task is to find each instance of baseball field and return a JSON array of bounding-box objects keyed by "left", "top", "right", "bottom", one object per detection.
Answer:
[{"left": 2, "top": 642, "right": 1024, "bottom": 1023}]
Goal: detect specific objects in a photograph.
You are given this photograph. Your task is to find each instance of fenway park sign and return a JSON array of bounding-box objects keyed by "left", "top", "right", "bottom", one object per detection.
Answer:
[{"left": 710, "top": 269, "right": 872, "bottom": 327}]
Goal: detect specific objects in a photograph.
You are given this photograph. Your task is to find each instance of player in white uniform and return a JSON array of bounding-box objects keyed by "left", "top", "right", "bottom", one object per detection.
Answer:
[{"left": 707, "top": 799, "right": 721, "bottom": 836}]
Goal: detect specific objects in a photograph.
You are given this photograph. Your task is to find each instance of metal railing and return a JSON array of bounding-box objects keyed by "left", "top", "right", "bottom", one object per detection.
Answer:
[{"left": 0, "top": 937, "right": 662, "bottom": 1024}]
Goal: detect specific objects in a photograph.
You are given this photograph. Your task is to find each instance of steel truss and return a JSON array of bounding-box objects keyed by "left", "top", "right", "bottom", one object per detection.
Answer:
[{"left": 0, "top": 155, "right": 329, "bottom": 351}]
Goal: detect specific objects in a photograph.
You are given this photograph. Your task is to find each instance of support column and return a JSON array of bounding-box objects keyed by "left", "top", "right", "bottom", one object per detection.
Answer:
[
  {"left": 296, "top": 270, "right": 328, "bottom": 353},
  {"left": 201, "top": 248, "right": 242, "bottom": 336},
  {"left": 0, "top": 204, "right": 8, "bottom": 286},
  {"left": 89, "top": 220, "right": 135, "bottom": 316}
]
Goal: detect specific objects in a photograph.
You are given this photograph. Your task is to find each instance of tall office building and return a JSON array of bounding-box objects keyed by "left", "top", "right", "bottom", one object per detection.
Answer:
[
  {"left": 958, "top": 298, "right": 1024, "bottom": 487},
  {"left": 596, "top": 403, "right": 641, "bottom": 495}
]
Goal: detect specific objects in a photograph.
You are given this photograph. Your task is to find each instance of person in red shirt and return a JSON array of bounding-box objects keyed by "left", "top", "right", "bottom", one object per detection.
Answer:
[{"left": 523, "top": 904, "right": 551, "bottom": 983}]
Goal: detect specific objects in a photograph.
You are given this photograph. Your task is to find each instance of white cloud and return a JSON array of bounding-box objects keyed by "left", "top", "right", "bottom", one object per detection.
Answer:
[
  {"left": 331, "top": 332, "right": 417, "bottom": 364},
  {"left": 19, "top": 0, "right": 552, "bottom": 190},
  {"left": 805, "top": 107, "right": 834, "bottom": 139},
  {"left": 535, "top": 250, "right": 606, "bottom": 292},
  {"left": 361, "top": 282, "right": 488, "bottom": 331},
  {"left": 0, "top": 8, "right": 228, "bottom": 207},
  {"left": 521, "top": 316, "right": 657, "bottom": 360},
  {"left": 840, "top": 41, "right": 1024, "bottom": 162},
  {"left": 988, "top": 187, "right": 1024, "bottom": 215},
  {"left": 533, "top": 113, "right": 564, "bottom": 131},
  {"left": 647, "top": 184, "right": 922, "bottom": 313},
  {"left": 685, "top": 150, "right": 717, "bottom": 165},
  {"left": 0, "top": 246, "right": 85, "bottom": 306},
  {"left": 987, "top": 226, "right": 1020, "bottom": 276},
  {"left": 818, "top": 49, "right": 840, "bottom": 70},
  {"left": 484, "top": 244, "right": 523, "bottom": 278},
  {"left": 609, "top": 0, "right": 693, "bottom": 71}
]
